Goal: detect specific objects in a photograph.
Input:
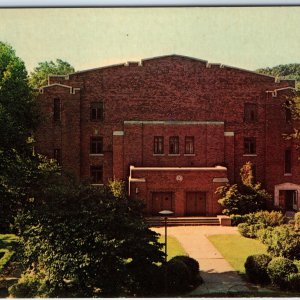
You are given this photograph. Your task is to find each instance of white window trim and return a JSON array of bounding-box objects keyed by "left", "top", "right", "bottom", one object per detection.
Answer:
[
  {"left": 153, "top": 154, "right": 165, "bottom": 156},
  {"left": 168, "top": 154, "right": 180, "bottom": 156},
  {"left": 89, "top": 153, "right": 104, "bottom": 156},
  {"left": 184, "top": 153, "right": 196, "bottom": 156},
  {"left": 243, "top": 154, "right": 257, "bottom": 157}
]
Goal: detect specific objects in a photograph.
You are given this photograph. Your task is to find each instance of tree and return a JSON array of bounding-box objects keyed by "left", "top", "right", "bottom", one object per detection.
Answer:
[
  {"left": 0, "top": 42, "right": 39, "bottom": 231},
  {"left": 29, "top": 59, "right": 75, "bottom": 88},
  {"left": 216, "top": 162, "right": 270, "bottom": 215},
  {"left": 256, "top": 64, "right": 300, "bottom": 90},
  {"left": 12, "top": 182, "right": 164, "bottom": 297}
]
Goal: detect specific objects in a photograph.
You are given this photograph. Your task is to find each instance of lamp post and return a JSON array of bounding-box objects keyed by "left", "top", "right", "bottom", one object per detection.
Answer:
[{"left": 159, "top": 209, "right": 174, "bottom": 295}]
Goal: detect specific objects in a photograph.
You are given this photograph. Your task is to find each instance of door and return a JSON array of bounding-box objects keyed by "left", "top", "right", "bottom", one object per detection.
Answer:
[
  {"left": 186, "top": 192, "right": 206, "bottom": 216},
  {"left": 151, "top": 192, "right": 173, "bottom": 215},
  {"left": 285, "top": 190, "right": 294, "bottom": 211}
]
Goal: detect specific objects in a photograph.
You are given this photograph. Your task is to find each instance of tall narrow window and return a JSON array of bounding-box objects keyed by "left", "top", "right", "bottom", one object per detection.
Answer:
[
  {"left": 154, "top": 136, "right": 164, "bottom": 154},
  {"left": 244, "top": 137, "right": 256, "bottom": 154},
  {"left": 90, "top": 137, "right": 103, "bottom": 154},
  {"left": 90, "top": 102, "right": 103, "bottom": 121},
  {"left": 53, "top": 148, "right": 61, "bottom": 165},
  {"left": 285, "top": 100, "right": 292, "bottom": 123},
  {"left": 53, "top": 98, "right": 61, "bottom": 121},
  {"left": 285, "top": 149, "right": 292, "bottom": 174},
  {"left": 244, "top": 103, "right": 257, "bottom": 123},
  {"left": 169, "top": 136, "right": 179, "bottom": 154},
  {"left": 185, "top": 136, "right": 194, "bottom": 154},
  {"left": 90, "top": 166, "right": 103, "bottom": 184}
]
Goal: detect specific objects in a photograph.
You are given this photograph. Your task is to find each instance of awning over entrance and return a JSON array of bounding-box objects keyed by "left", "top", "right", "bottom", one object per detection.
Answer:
[{"left": 128, "top": 165, "right": 229, "bottom": 216}]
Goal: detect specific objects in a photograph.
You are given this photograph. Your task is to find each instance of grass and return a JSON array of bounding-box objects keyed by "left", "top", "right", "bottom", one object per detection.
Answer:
[
  {"left": 0, "top": 234, "right": 19, "bottom": 273},
  {"left": 207, "top": 234, "right": 267, "bottom": 274},
  {"left": 158, "top": 235, "right": 187, "bottom": 260}
]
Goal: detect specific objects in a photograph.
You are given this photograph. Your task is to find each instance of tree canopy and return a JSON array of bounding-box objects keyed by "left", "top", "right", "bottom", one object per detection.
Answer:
[
  {"left": 0, "top": 41, "right": 40, "bottom": 230},
  {"left": 29, "top": 59, "right": 75, "bottom": 88},
  {"left": 256, "top": 64, "right": 300, "bottom": 90}
]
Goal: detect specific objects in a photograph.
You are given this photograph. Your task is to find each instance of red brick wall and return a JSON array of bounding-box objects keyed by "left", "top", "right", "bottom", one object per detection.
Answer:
[{"left": 36, "top": 55, "right": 297, "bottom": 214}]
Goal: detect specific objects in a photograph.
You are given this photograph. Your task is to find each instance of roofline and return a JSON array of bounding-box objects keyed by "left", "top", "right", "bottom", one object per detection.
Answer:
[{"left": 47, "top": 54, "right": 287, "bottom": 83}]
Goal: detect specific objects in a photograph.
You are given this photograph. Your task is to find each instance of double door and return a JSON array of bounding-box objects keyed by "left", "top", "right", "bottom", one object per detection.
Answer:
[
  {"left": 186, "top": 192, "right": 206, "bottom": 216},
  {"left": 151, "top": 192, "right": 173, "bottom": 214}
]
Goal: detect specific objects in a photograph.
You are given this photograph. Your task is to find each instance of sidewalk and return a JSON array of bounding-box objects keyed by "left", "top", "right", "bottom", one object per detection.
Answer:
[{"left": 152, "top": 226, "right": 266, "bottom": 296}]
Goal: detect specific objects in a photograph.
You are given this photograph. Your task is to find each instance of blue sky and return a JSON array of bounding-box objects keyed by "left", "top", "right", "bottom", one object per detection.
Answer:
[{"left": 0, "top": 7, "right": 299, "bottom": 72}]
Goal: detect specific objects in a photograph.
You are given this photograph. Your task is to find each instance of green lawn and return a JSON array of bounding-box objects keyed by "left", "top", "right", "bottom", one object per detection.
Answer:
[
  {"left": 208, "top": 234, "right": 267, "bottom": 274},
  {"left": 0, "top": 234, "right": 19, "bottom": 273},
  {"left": 158, "top": 235, "right": 187, "bottom": 260}
]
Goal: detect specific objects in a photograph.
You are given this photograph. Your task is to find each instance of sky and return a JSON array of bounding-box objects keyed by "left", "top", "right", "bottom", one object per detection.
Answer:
[{"left": 0, "top": 7, "right": 299, "bottom": 73}]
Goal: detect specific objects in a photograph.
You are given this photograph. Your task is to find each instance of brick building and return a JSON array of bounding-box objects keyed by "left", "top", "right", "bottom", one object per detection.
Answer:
[{"left": 35, "top": 54, "right": 300, "bottom": 216}]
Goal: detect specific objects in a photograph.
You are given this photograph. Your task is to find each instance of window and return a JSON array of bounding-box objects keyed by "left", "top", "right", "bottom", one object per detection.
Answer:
[
  {"left": 154, "top": 136, "right": 164, "bottom": 154},
  {"left": 285, "top": 149, "right": 292, "bottom": 174},
  {"left": 285, "top": 101, "right": 292, "bottom": 123},
  {"left": 169, "top": 136, "right": 179, "bottom": 154},
  {"left": 244, "top": 137, "right": 256, "bottom": 154},
  {"left": 53, "top": 98, "right": 61, "bottom": 121},
  {"left": 90, "top": 102, "right": 103, "bottom": 121},
  {"left": 244, "top": 103, "right": 257, "bottom": 123},
  {"left": 53, "top": 148, "right": 61, "bottom": 165},
  {"left": 185, "top": 136, "right": 194, "bottom": 154},
  {"left": 90, "top": 166, "right": 103, "bottom": 184},
  {"left": 90, "top": 137, "right": 103, "bottom": 154}
]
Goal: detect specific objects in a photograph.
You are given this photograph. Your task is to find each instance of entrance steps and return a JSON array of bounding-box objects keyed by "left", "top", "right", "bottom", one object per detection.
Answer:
[{"left": 146, "top": 216, "right": 220, "bottom": 227}]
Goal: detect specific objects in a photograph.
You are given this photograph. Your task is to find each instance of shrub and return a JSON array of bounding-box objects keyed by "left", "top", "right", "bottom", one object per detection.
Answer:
[
  {"left": 172, "top": 256, "right": 201, "bottom": 286},
  {"left": 259, "top": 225, "right": 300, "bottom": 260},
  {"left": 9, "top": 273, "right": 47, "bottom": 298},
  {"left": 230, "top": 214, "right": 247, "bottom": 226},
  {"left": 165, "top": 258, "right": 192, "bottom": 293},
  {"left": 238, "top": 223, "right": 261, "bottom": 238},
  {"left": 294, "top": 212, "right": 300, "bottom": 230},
  {"left": 252, "top": 210, "right": 285, "bottom": 227},
  {"left": 267, "top": 257, "right": 298, "bottom": 289},
  {"left": 287, "top": 273, "right": 300, "bottom": 292},
  {"left": 244, "top": 254, "right": 272, "bottom": 284}
]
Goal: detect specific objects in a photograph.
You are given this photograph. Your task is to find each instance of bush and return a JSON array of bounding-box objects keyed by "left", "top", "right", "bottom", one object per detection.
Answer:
[
  {"left": 244, "top": 254, "right": 272, "bottom": 284},
  {"left": 259, "top": 225, "right": 300, "bottom": 260},
  {"left": 230, "top": 214, "right": 247, "bottom": 226},
  {"left": 165, "top": 258, "right": 192, "bottom": 293},
  {"left": 267, "top": 257, "right": 298, "bottom": 289},
  {"left": 172, "top": 256, "right": 201, "bottom": 286},
  {"left": 9, "top": 273, "right": 47, "bottom": 298},
  {"left": 238, "top": 223, "right": 261, "bottom": 238},
  {"left": 287, "top": 273, "right": 300, "bottom": 292},
  {"left": 294, "top": 212, "right": 300, "bottom": 230}
]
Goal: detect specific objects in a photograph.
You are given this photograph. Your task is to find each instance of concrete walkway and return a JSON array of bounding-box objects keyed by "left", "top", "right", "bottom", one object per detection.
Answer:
[{"left": 152, "top": 226, "right": 264, "bottom": 296}]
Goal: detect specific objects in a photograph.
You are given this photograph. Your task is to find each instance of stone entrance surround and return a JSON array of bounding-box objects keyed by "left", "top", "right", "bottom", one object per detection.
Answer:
[{"left": 129, "top": 165, "right": 229, "bottom": 216}]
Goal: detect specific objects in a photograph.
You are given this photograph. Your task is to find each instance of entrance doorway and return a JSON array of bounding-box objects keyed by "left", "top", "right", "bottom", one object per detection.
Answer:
[
  {"left": 151, "top": 192, "right": 173, "bottom": 214},
  {"left": 279, "top": 190, "right": 297, "bottom": 211},
  {"left": 186, "top": 192, "right": 206, "bottom": 216}
]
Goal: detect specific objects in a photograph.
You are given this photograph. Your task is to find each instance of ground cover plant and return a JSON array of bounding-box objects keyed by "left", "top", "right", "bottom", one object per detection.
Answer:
[{"left": 207, "top": 234, "right": 267, "bottom": 274}]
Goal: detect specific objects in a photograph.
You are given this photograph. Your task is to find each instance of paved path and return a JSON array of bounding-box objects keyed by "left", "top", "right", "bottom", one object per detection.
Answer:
[{"left": 152, "top": 226, "right": 264, "bottom": 296}]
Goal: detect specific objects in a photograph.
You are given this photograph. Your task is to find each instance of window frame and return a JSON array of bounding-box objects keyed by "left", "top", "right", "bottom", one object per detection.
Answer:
[
  {"left": 153, "top": 136, "right": 164, "bottom": 154},
  {"left": 90, "top": 165, "right": 103, "bottom": 184},
  {"left": 90, "top": 136, "right": 103, "bottom": 154},
  {"left": 53, "top": 98, "right": 61, "bottom": 121},
  {"left": 284, "top": 148, "right": 292, "bottom": 174},
  {"left": 244, "top": 137, "right": 256, "bottom": 155},
  {"left": 185, "top": 136, "right": 194, "bottom": 154},
  {"left": 90, "top": 101, "right": 104, "bottom": 122},
  {"left": 169, "top": 136, "right": 179, "bottom": 154},
  {"left": 244, "top": 103, "right": 257, "bottom": 123}
]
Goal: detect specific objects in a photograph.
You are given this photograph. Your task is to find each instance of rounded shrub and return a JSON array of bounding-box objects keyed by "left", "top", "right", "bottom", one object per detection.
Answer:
[
  {"left": 244, "top": 254, "right": 272, "bottom": 284},
  {"left": 267, "top": 257, "right": 298, "bottom": 289},
  {"left": 287, "top": 273, "right": 300, "bottom": 292},
  {"left": 172, "top": 256, "right": 199, "bottom": 278},
  {"left": 238, "top": 223, "right": 260, "bottom": 238},
  {"left": 165, "top": 258, "right": 192, "bottom": 293}
]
